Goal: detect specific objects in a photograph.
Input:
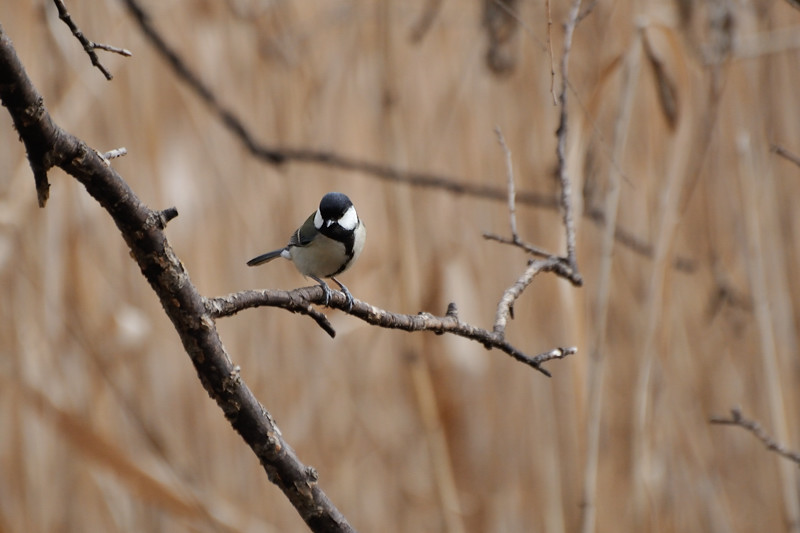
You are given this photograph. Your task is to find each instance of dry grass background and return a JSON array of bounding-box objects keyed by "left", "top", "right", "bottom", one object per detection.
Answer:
[{"left": 1, "top": 1, "right": 800, "bottom": 531}]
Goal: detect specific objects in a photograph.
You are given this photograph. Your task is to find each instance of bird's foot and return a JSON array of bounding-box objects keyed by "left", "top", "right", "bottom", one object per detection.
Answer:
[
  {"left": 332, "top": 277, "right": 354, "bottom": 312},
  {"left": 319, "top": 282, "right": 333, "bottom": 306},
  {"left": 310, "top": 277, "right": 333, "bottom": 306}
]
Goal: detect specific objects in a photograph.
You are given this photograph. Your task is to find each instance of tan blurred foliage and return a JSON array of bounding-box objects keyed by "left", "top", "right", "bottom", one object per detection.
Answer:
[{"left": 1, "top": 1, "right": 800, "bottom": 531}]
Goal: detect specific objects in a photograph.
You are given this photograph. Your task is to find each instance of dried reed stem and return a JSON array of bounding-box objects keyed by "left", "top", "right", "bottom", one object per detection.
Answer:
[
  {"left": 631, "top": 24, "right": 692, "bottom": 529},
  {"left": 579, "top": 32, "right": 641, "bottom": 533}
]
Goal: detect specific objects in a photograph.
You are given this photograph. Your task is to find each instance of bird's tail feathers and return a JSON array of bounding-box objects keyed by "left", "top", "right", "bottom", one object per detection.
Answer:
[{"left": 247, "top": 249, "right": 286, "bottom": 266}]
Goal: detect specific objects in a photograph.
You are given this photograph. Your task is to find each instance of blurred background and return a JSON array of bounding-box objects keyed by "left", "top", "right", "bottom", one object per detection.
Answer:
[{"left": 2, "top": 1, "right": 800, "bottom": 531}]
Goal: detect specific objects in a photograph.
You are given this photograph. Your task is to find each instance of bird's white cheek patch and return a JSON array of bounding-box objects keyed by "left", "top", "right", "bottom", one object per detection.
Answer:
[
  {"left": 338, "top": 205, "right": 358, "bottom": 230},
  {"left": 314, "top": 209, "right": 323, "bottom": 229}
]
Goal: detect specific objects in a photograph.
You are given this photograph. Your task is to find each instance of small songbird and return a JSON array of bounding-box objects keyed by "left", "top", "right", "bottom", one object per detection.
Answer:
[{"left": 247, "top": 192, "right": 366, "bottom": 310}]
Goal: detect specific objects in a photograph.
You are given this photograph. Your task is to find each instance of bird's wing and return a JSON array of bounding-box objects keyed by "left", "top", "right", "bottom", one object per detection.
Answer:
[{"left": 288, "top": 212, "right": 318, "bottom": 247}]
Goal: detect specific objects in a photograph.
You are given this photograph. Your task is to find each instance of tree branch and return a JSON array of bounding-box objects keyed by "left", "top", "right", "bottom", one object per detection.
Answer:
[
  {"left": 485, "top": 128, "right": 582, "bottom": 276},
  {"left": 0, "top": 25, "right": 352, "bottom": 533},
  {"left": 53, "top": 0, "right": 131, "bottom": 80},
  {"left": 205, "top": 129, "right": 578, "bottom": 378},
  {"left": 0, "top": 20, "right": 577, "bottom": 530},
  {"left": 711, "top": 407, "right": 800, "bottom": 466},
  {"left": 206, "top": 288, "right": 575, "bottom": 378},
  {"left": 205, "top": 287, "right": 336, "bottom": 338},
  {"left": 554, "top": 0, "right": 584, "bottom": 278},
  {"left": 484, "top": 127, "right": 582, "bottom": 339}
]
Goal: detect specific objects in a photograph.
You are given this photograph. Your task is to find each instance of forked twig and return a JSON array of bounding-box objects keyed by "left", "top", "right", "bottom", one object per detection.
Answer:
[
  {"left": 485, "top": 128, "right": 581, "bottom": 341},
  {"left": 53, "top": 0, "right": 131, "bottom": 80}
]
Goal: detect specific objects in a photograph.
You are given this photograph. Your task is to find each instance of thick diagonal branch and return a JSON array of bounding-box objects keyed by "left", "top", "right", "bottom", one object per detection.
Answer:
[{"left": 0, "top": 25, "right": 352, "bottom": 533}]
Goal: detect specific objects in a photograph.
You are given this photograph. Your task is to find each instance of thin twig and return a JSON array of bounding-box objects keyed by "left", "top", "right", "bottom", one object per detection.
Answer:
[
  {"left": 711, "top": 407, "right": 800, "bottom": 466},
  {"left": 487, "top": 127, "right": 582, "bottom": 340},
  {"left": 545, "top": 0, "right": 557, "bottom": 104},
  {"left": 555, "top": 0, "right": 584, "bottom": 278},
  {"left": 482, "top": 232, "right": 553, "bottom": 259},
  {"left": 493, "top": 258, "right": 554, "bottom": 337},
  {"left": 53, "top": 0, "right": 131, "bottom": 80},
  {"left": 495, "top": 127, "right": 518, "bottom": 238},
  {"left": 487, "top": 128, "right": 559, "bottom": 260},
  {"left": 487, "top": 128, "right": 583, "bottom": 335},
  {"left": 102, "top": 147, "right": 128, "bottom": 160},
  {"left": 91, "top": 42, "right": 132, "bottom": 56},
  {"left": 771, "top": 143, "right": 800, "bottom": 168}
]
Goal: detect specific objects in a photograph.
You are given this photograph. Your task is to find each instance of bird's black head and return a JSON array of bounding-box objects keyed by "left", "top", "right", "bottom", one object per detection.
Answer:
[
  {"left": 314, "top": 192, "right": 359, "bottom": 238},
  {"left": 319, "top": 192, "right": 353, "bottom": 221}
]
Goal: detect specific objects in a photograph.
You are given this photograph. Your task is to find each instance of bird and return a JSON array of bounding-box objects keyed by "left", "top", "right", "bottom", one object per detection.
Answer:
[{"left": 247, "top": 192, "right": 366, "bottom": 311}]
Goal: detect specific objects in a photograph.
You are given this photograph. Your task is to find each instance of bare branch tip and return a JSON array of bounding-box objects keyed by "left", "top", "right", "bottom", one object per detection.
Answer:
[
  {"left": 161, "top": 206, "right": 179, "bottom": 224},
  {"left": 34, "top": 169, "right": 51, "bottom": 208},
  {"left": 102, "top": 147, "right": 128, "bottom": 161},
  {"left": 92, "top": 42, "right": 133, "bottom": 57},
  {"left": 534, "top": 346, "right": 576, "bottom": 364},
  {"left": 311, "top": 309, "right": 336, "bottom": 338},
  {"left": 445, "top": 302, "right": 459, "bottom": 319}
]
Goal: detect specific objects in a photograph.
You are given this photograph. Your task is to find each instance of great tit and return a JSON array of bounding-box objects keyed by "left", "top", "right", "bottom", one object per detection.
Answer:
[{"left": 247, "top": 192, "right": 366, "bottom": 310}]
